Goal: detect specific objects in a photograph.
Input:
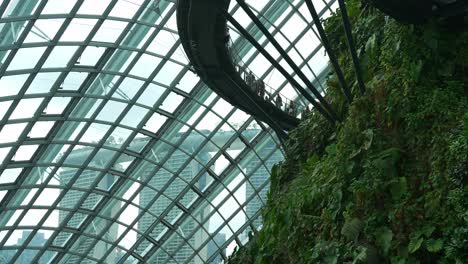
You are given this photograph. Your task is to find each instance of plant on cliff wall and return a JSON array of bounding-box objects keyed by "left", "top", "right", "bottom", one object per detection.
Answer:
[{"left": 227, "top": 1, "right": 467, "bottom": 263}]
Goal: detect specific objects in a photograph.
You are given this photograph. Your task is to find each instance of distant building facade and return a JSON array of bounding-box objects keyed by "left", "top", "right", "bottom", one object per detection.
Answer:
[{"left": 56, "top": 149, "right": 119, "bottom": 263}]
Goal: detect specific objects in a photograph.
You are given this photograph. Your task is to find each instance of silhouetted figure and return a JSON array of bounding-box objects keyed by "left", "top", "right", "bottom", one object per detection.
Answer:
[
  {"left": 245, "top": 71, "right": 253, "bottom": 87},
  {"left": 252, "top": 78, "right": 258, "bottom": 93},
  {"left": 258, "top": 81, "right": 265, "bottom": 98},
  {"left": 302, "top": 105, "right": 310, "bottom": 119},
  {"left": 275, "top": 94, "right": 283, "bottom": 109},
  {"left": 288, "top": 101, "right": 296, "bottom": 116}
]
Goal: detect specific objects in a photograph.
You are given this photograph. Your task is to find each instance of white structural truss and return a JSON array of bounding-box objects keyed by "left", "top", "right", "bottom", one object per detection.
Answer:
[{"left": 0, "top": 0, "right": 336, "bottom": 263}]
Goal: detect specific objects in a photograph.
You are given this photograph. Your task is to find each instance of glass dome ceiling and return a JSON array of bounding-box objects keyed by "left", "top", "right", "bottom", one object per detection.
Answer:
[{"left": 0, "top": 0, "right": 337, "bottom": 263}]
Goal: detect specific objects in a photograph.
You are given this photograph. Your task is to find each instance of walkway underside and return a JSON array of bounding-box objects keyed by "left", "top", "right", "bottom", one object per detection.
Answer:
[{"left": 177, "top": 0, "right": 300, "bottom": 133}]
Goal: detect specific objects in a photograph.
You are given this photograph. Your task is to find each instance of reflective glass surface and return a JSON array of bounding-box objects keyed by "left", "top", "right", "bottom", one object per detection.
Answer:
[{"left": 0, "top": 0, "right": 336, "bottom": 263}]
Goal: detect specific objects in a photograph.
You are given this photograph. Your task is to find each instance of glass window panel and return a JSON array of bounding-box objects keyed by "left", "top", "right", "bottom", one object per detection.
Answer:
[
  {"left": 93, "top": 20, "right": 128, "bottom": 43},
  {"left": 35, "top": 189, "right": 61, "bottom": 207},
  {"left": 159, "top": 92, "right": 183, "bottom": 113},
  {"left": 97, "top": 173, "right": 118, "bottom": 191},
  {"left": 42, "top": 0, "right": 76, "bottom": 14},
  {"left": 96, "top": 100, "right": 127, "bottom": 122},
  {"left": 25, "top": 19, "right": 64, "bottom": 43},
  {"left": 0, "top": 190, "right": 7, "bottom": 203},
  {"left": 45, "top": 97, "right": 71, "bottom": 115},
  {"left": 164, "top": 11, "right": 177, "bottom": 31},
  {"left": 28, "top": 121, "right": 55, "bottom": 138},
  {"left": 196, "top": 111, "right": 221, "bottom": 131},
  {"left": 144, "top": 112, "right": 167, "bottom": 133},
  {"left": 78, "top": 0, "right": 112, "bottom": 15},
  {"left": 27, "top": 72, "right": 60, "bottom": 94},
  {"left": 109, "top": 0, "right": 140, "bottom": 19},
  {"left": 127, "top": 133, "right": 150, "bottom": 153},
  {"left": 19, "top": 209, "right": 47, "bottom": 226},
  {"left": 0, "top": 74, "right": 29, "bottom": 97},
  {"left": 81, "top": 193, "right": 103, "bottom": 210},
  {"left": 105, "top": 127, "right": 132, "bottom": 148},
  {"left": 0, "top": 101, "right": 13, "bottom": 120},
  {"left": 7, "top": 47, "right": 46, "bottom": 71},
  {"left": 0, "top": 123, "right": 28, "bottom": 143},
  {"left": 136, "top": 83, "right": 166, "bottom": 107},
  {"left": 60, "top": 19, "right": 97, "bottom": 42},
  {"left": 148, "top": 30, "right": 176, "bottom": 55},
  {"left": 20, "top": 188, "right": 38, "bottom": 206},
  {"left": 113, "top": 77, "right": 144, "bottom": 101},
  {"left": 105, "top": 50, "right": 136, "bottom": 72},
  {"left": 80, "top": 123, "right": 111, "bottom": 144},
  {"left": 79, "top": 46, "right": 105, "bottom": 66},
  {"left": 43, "top": 46, "right": 78, "bottom": 68},
  {"left": 39, "top": 251, "right": 57, "bottom": 263},
  {"left": 62, "top": 72, "right": 89, "bottom": 90},
  {"left": 112, "top": 153, "right": 135, "bottom": 172},
  {"left": 130, "top": 54, "right": 161, "bottom": 78},
  {"left": 54, "top": 121, "right": 85, "bottom": 141},
  {"left": 154, "top": 61, "right": 183, "bottom": 86},
  {"left": 177, "top": 71, "right": 199, "bottom": 93},
  {"left": 121, "top": 105, "right": 148, "bottom": 128},
  {"left": 0, "top": 168, "right": 23, "bottom": 184},
  {"left": 308, "top": 47, "right": 328, "bottom": 74},
  {"left": 296, "top": 32, "right": 320, "bottom": 58},
  {"left": 0, "top": 147, "right": 10, "bottom": 164},
  {"left": 13, "top": 145, "right": 39, "bottom": 161},
  {"left": 93, "top": 148, "right": 117, "bottom": 169},
  {"left": 172, "top": 44, "right": 190, "bottom": 64},
  {"left": 10, "top": 98, "right": 43, "bottom": 119}
]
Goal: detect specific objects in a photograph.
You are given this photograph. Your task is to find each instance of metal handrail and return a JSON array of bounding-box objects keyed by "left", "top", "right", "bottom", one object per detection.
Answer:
[{"left": 227, "top": 38, "right": 310, "bottom": 119}]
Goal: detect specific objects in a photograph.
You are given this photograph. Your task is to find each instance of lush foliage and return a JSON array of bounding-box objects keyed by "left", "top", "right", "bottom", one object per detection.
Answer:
[{"left": 228, "top": 1, "right": 467, "bottom": 263}]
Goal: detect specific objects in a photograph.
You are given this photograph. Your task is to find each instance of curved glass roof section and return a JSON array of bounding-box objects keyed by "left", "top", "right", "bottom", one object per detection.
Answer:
[{"left": 0, "top": 0, "right": 337, "bottom": 263}]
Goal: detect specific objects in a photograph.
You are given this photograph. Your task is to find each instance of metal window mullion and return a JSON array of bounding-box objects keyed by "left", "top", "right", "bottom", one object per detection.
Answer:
[
  {"left": 69, "top": 13, "right": 211, "bottom": 263},
  {"left": 336, "top": 0, "right": 365, "bottom": 94},
  {"left": 3, "top": 0, "right": 120, "bottom": 256},
  {"left": 51, "top": 9, "right": 176, "bottom": 264},
  {"left": 0, "top": 0, "right": 74, "bottom": 243},
  {"left": 28, "top": 0, "right": 159, "bottom": 261},
  {"left": 305, "top": 0, "right": 352, "bottom": 102}
]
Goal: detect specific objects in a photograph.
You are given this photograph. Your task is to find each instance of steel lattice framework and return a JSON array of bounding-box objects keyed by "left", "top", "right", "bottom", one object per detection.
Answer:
[{"left": 0, "top": 0, "right": 337, "bottom": 263}]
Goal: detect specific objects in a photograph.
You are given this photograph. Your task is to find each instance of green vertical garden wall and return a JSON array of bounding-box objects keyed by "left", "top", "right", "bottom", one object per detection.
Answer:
[{"left": 228, "top": 1, "right": 467, "bottom": 263}]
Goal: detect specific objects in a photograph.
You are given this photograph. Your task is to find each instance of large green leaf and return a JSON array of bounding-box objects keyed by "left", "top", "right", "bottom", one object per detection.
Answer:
[
  {"left": 426, "top": 239, "right": 443, "bottom": 252},
  {"left": 375, "top": 227, "right": 393, "bottom": 255},
  {"left": 341, "top": 218, "right": 363, "bottom": 242},
  {"left": 408, "top": 237, "right": 424, "bottom": 253}
]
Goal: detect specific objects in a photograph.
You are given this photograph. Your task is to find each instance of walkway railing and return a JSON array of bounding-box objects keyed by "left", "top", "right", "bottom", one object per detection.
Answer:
[{"left": 226, "top": 37, "right": 311, "bottom": 119}]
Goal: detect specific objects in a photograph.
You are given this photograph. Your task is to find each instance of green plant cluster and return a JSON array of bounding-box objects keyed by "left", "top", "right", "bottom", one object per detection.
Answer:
[{"left": 227, "top": 1, "right": 467, "bottom": 263}]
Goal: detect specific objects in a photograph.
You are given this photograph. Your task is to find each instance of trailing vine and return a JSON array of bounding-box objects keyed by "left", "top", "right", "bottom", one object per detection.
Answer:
[{"left": 227, "top": 0, "right": 467, "bottom": 263}]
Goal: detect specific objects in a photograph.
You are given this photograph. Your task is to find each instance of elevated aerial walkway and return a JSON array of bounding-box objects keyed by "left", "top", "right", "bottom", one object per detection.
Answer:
[{"left": 177, "top": 0, "right": 301, "bottom": 136}]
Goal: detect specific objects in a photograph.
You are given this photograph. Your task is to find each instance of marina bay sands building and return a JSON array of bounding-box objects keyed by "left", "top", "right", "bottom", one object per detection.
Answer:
[{"left": 51, "top": 130, "right": 271, "bottom": 263}]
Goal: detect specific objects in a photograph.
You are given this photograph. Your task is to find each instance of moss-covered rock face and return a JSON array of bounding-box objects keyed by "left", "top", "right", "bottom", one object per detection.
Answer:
[{"left": 228, "top": 1, "right": 467, "bottom": 263}]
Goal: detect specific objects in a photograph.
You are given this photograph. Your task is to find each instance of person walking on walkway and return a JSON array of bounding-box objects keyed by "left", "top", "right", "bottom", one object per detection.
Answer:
[
  {"left": 275, "top": 94, "right": 283, "bottom": 109},
  {"left": 302, "top": 105, "right": 310, "bottom": 119}
]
